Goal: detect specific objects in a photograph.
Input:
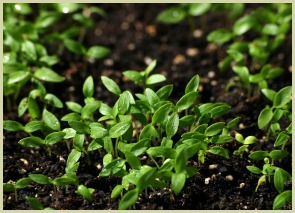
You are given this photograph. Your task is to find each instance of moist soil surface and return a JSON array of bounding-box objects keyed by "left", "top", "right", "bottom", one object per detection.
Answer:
[{"left": 3, "top": 3, "right": 292, "bottom": 210}]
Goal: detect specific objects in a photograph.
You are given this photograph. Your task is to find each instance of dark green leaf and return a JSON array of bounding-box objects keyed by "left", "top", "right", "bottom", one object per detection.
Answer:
[
  {"left": 28, "top": 96, "right": 41, "bottom": 119},
  {"left": 75, "top": 185, "right": 94, "bottom": 201},
  {"left": 270, "top": 150, "right": 289, "bottom": 161},
  {"left": 3, "top": 183, "right": 15, "bottom": 192},
  {"left": 205, "top": 122, "right": 225, "bottom": 137},
  {"left": 18, "top": 97, "right": 28, "bottom": 117},
  {"left": 147, "top": 147, "right": 176, "bottom": 159},
  {"left": 124, "top": 151, "right": 141, "bottom": 169},
  {"left": 152, "top": 103, "right": 172, "bottom": 125},
  {"left": 274, "top": 168, "right": 291, "bottom": 194},
  {"left": 261, "top": 89, "right": 276, "bottom": 102},
  {"left": 44, "top": 94, "right": 63, "bottom": 108},
  {"left": 176, "top": 91, "right": 198, "bottom": 111},
  {"left": 265, "top": 67, "right": 284, "bottom": 79},
  {"left": 100, "top": 158, "right": 126, "bottom": 177},
  {"left": 139, "top": 124, "right": 159, "bottom": 140},
  {"left": 61, "top": 113, "right": 81, "bottom": 122},
  {"left": 145, "top": 88, "right": 160, "bottom": 109},
  {"left": 67, "top": 149, "right": 81, "bottom": 168},
  {"left": 274, "top": 131, "right": 289, "bottom": 147},
  {"left": 156, "top": 7, "right": 186, "bottom": 24},
  {"left": 248, "top": 150, "right": 269, "bottom": 160},
  {"left": 175, "top": 147, "right": 188, "bottom": 173},
  {"left": 90, "top": 126, "right": 108, "bottom": 139},
  {"left": 15, "top": 178, "right": 32, "bottom": 189},
  {"left": 273, "top": 86, "right": 292, "bottom": 109},
  {"left": 209, "top": 104, "right": 231, "bottom": 118},
  {"left": 130, "top": 138, "right": 151, "bottom": 156},
  {"left": 83, "top": 76, "right": 94, "bottom": 98},
  {"left": 34, "top": 67, "right": 65, "bottom": 82},
  {"left": 73, "top": 134, "right": 84, "bottom": 151},
  {"left": 114, "top": 91, "right": 130, "bottom": 115},
  {"left": 210, "top": 135, "right": 232, "bottom": 144},
  {"left": 29, "top": 174, "right": 51, "bottom": 184},
  {"left": 64, "top": 39, "right": 86, "bottom": 55},
  {"left": 101, "top": 76, "right": 121, "bottom": 95},
  {"left": 45, "top": 131, "right": 66, "bottom": 145},
  {"left": 3, "top": 120, "right": 24, "bottom": 131},
  {"left": 227, "top": 117, "right": 240, "bottom": 129},
  {"left": 258, "top": 107, "right": 273, "bottom": 129},
  {"left": 273, "top": 190, "right": 292, "bottom": 210},
  {"left": 185, "top": 75, "right": 200, "bottom": 94},
  {"left": 68, "top": 121, "right": 90, "bottom": 134},
  {"left": 19, "top": 136, "right": 45, "bottom": 147},
  {"left": 207, "top": 146, "right": 229, "bottom": 159},
  {"left": 81, "top": 101, "right": 101, "bottom": 119},
  {"left": 25, "top": 196, "right": 44, "bottom": 210},
  {"left": 86, "top": 46, "right": 110, "bottom": 59},
  {"left": 111, "top": 185, "right": 124, "bottom": 198},
  {"left": 166, "top": 112, "right": 179, "bottom": 139},
  {"left": 179, "top": 115, "right": 196, "bottom": 128},
  {"left": 118, "top": 189, "right": 138, "bottom": 210},
  {"left": 52, "top": 176, "right": 76, "bottom": 186},
  {"left": 137, "top": 166, "right": 157, "bottom": 192},
  {"left": 88, "top": 138, "right": 103, "bottom": 151},
  {"left": 171, "top": 172, "right": 186, "bottom": 196},
  {"left": 43, "top": 109, "right": 60, "bottom": 131},
  {"left": 156, "top": 84, "right": 173, "bottom": 100}
]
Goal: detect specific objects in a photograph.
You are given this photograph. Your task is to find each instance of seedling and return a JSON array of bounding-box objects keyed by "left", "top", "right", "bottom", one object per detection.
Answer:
[
  {"left": 26, "top": 196, "right": 54, "bottom": 210},
  {"left": 3, "top": 178, "right": 32, "bottom": 202},
  {"left": 233, "top": 132, "right": 257, "bottom": 158}
]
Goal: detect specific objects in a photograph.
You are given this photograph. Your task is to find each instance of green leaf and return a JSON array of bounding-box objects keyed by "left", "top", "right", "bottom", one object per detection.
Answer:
[
  {"left": 75, "top": 185, "right": 94, "bottom": 201},
  {"left": 81, "top": 101, "right": 101, "bottom": 119},
  {"left": 111, "top": 185, "right": 124, "bottom": 198},
  {"left": 175, "top": 147, "right": 188, "bottom": 173},
  {"left": 248, "top": 150, "right": 269, "bottom": 160},
  {"left": 90, "top": 126, "right": 108, "bottom": 139},
  {"left": 24, "top": 121, "right": 43, "bottom": 133},
  {"left": 83, "top": 76, "right": 94, "bottom": 98},
  {"left": 152, "top": 103, "right": 172, "bottom": 125},
  {"left": 15, "top": 178, "right": 32, "bottom": 189},
  {"left": 262, "top": 23, "right": 279, "bottom": 35},
  {"left": 205, "top": 122, "right": 225, "bottom": 137},
  {"left": 166, "top": 112, "right": 179, "bottom": 139},
  {"left": 147, "top": 147, "right": 176, "bottom": 159},
  {"left": 243, "top": 136, "right": 257, "bottom": 145},
  {"left": 101, "top": 76, "right": 121, "bottom": 95},
  {"left": 145, "top": 60, "right": 157, "bottom": 75},
  {"left": 171, "top": 172, "right": 186, "bottom": 196},
  {"left": 7, "top": 71, "right": 30, "bottom": 85},
  {"left": 68, "top": 121, "right": 90, "bottom": 134},
  {"left": 123, "top": 70, "right": 144, "bottom": 84},
  {"left": 265, "top": 67, "right": 284, "bottom": 79},
  {"left": 45, "top": 131, "right": 66, "bottom": 145},
  {"left": 25, "top": 197, "right": 44, "bottom": 210},
  {"left": 43, "top": 109, "right": 60, "bottom": 131},
  {"left": 114, "top": 91, "right": 130, "bottom": 115},
  {"left": 3, "top": 183, "right": 15, "bottom": 192},
  {"left": 258, "top": 107, "right": 273, "bottom": 129},
  {"left": 100, "top": 158, "right": 126, "bottom": 176},
  {"left": 227, "top": 117, "right": 240, "bottom": 129},
  {"left": 179, "top": 115, "right": 196, "bottom": 128},
  {"left": 274, "top": 131, "right": 289, "bottom": 147},
  {"left": 73, "top": 134, "right": 84, "bottom": 151},
  {"left": 18, "top": 97, "right": 28, "bottom": 117},
  {"left": 176, "top": 91, "right": 198, "bottom": 111},
  {"left": 130, "top": 138, "right": 151, "bottom": 156},
  {"left": 139, "top": 124, "right": 159, "bottom": 140},
  {"left": 88, "top": 138, "right": 103, "bottom": 151},
  {"left": 3, "top": 120, "right": 24, "bottom": 131},
  {"left": 118, "top": 189, "right": 138, "bottom": 210},
  {"left": 156, "top": 84, "right": 173, "bottom": 100},
  {"left": 207, "top": 146, "right": 229, "bottom": 159},
  {"left": 156, "top": 7, "right": 186, "bottom": 24},
  {"left": 29, "top": 174, "right": 51, "bottom": 185},
  {"left": 232, "top": 66, "right": 250, "bottom": 88},
  {"left": 64, "top": 39, "right": 86, "bottom": 55},
  {"left": 34, "top": 67, "right": 65, "bottom": 82},
  {"left": 66, "top": 102, "right": 82, "bottom": 113},
  {"left": 52, "top": 176, "right": 76, "bottom": 186},
  {"left": 227, "top": 49, "right": 244, "bottom": 63},
  {"left": 189, "top": 3, "right": 211, "bottom": 16},
  {"left": 233, "top": 15, "right": 255, "bottom": 35},
  {"left": 19, "top": 136, "right": 45, "bottom": 147},
  {"left": 145, "top": 88, "right": 160, "bottom": 109},
  {"left": 137, "top": 166, "right": 157, "bottom": 192},
  {"left": 273, "top": 86, "right": 292, "bottom": 109},
  {"left": 61, "top": 113, "right": 81, "bottom": 122},
  {"left": 273, "top": 190, "right": 292, "bottom": 210},
  {"left": 44, "top": 94, "right": 63, "bottom": 108},
  {"left": 86, "top": 46, "right": 110, "bottom": 59},
  {"left": 274, "top": 168, "right": 291, "bottom": 193},
  {"left": 261, "top": 89, "right": 277, "bottom": 102},
  {"left": 207, "top": 29, "right": 233, "bottom": 44},
  {"left": 209, "top": 104, "right": 231, "bottom": 118},
  {"left": 246, "top": 166, "right": 262, "bottom": 174},
  {"left": 270, "top": 150, "right": 289, "bottom": 161},
  {"left": 124, "top": 151, "right": 141, "bottom": 170},
  {"left": 28, "top": 96, "right": 41, "bottom": 120},
  {"left": 21, "top": 40, "right": 36, "bottom": 61},
  {"left": 146, "top": 74, "right": 166, "bottom": 85},
  {"left": 185, "top": 75, "right": 200, "bottom": 94},
  {"left": 210, "top": 135, "right": 232, "bottom": 144},
  {"left": 67, "top": 149, "right": 81, "bottom": 168},
  {"left": 109, "top": 122, "right": 131, "bottom": 138}
]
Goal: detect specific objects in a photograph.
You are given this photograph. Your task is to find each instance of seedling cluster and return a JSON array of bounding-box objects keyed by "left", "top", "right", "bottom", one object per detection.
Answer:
[{"left": 3, "top": 3, "right": 292, "bottom": 210}]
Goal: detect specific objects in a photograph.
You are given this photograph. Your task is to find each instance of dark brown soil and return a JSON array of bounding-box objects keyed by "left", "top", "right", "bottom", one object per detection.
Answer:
[{"left": 3, "top": 3, "right": 292, "bottom": 210}]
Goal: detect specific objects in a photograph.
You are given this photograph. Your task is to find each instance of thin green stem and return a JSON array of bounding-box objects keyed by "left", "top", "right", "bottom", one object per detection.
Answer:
[{"left": 148, "top": 154, "right": 160, "bottom": 169}]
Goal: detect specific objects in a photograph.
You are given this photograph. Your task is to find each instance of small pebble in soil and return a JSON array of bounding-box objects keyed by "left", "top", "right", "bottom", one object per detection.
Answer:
[
  {"left": 18, "top": 168, "right": 27, "bottom": 174},
  {"left": 20, "top": 158, "right": 28, "bottom": 165},
  {"left": 145, "top": 25, "right": 157, "bottom": 37},
  {"left": 210, "top": 80, "right": 217, "bottom": 86},
  {"left": 206, "top": 43, "right": 218, "bottom": 53},
  {"left": 104, "top": 59, "right": 114, "bottom": 66},
  {"left": 226, "top": 175, "right": 234, "bottom": 181},
  {"left": 208, "top": 71, "right": 215, "bottom": 79},
  {"left": 209, "top": 164, "right": 218, "bottom": 169},
  {"left": 186, "top": 48, "right": 199, "bottom": 57},
  {"left": 205, "top": 177, "right": 210, "bottom": 184},
  {"left": 127, "top": 43, "right": 135, "bottom": 50},
  {"left": 95, "top": 163, "right": 102, "bottom": 170},
  {"left": 173, "top": 54, "right": 186, "bottom": 65},
  {"left": 239, "top": 123, "right": 245, "bottom": 129},
  {"left": 193, "top": 29, "right": 203, "bottom": 38},
  {"left": 211, "top": 174, "right": 217, "bottom": 180},
  {"left": 144, "top": 56, "right": 153, "bottom": 65},
  {"left": 239, "top": 183, "right": 245, "bottom": 189},
  {"left": 59, "top": 156, "right": 65, "bottom": 163}
]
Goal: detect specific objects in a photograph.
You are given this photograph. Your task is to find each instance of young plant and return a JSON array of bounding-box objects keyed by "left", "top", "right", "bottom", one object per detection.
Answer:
[
  {"left": 233, "top": 132, "right": 257, "bottom": 158},
  {"left": 26, "top": 196, "right": 55, "bottom": 210},
  {"left": 3, "top": 178, "right": 32, "bottom": 202}
]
